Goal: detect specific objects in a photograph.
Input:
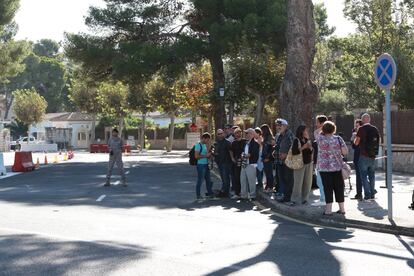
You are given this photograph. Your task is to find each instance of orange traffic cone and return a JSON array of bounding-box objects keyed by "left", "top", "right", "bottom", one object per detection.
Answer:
[
  {"left": 35, "top": 157, "right": 40, "bottom": 168},
  {"left": 44, "top": 155, "right": 48, "bottom": 165}
]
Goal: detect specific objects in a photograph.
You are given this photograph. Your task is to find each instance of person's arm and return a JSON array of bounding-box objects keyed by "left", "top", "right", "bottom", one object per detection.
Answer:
[
  {"left": 354, "top": 128, "right": 362, "bottom": 146},
  {"left": 292, "top": 139, "right": 300, "bottom": 155},
  {"left": 340, "top": 137, "right": 349, "bottom": 156}
]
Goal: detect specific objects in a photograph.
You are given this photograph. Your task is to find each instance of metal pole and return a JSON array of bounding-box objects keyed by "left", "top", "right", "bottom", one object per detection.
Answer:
[{"left": 385, "top": 89, "right": 393, "bottom": 220}]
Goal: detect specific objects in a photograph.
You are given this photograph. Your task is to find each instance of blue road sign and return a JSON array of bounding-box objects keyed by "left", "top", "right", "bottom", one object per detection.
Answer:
[
  {"left": 375, "top": 53, "right": 397, "bottom": 90},
  {"left": 374, "top": 53, "right": 397, "bottom": 221}
]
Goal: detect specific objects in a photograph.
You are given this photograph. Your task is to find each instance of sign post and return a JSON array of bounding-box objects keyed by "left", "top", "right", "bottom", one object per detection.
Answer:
[{"left": 374, "top": 53, "right": 397, "bottom": 221}]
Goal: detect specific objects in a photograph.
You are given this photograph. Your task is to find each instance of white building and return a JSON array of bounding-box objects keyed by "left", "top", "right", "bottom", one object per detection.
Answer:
[{"left": 30, "top": 112, "right": 96, "bottom": 149}]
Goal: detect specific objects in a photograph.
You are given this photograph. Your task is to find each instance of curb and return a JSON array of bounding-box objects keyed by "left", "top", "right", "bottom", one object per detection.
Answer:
[{"left": 257, "top": 190, "right": 414, "bottom": 237}]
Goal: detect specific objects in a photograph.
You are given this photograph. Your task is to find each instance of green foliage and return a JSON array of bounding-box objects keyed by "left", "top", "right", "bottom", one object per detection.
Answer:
[
  {"left": 315, "top": 90, "right": 348, "bottom": 115},
  {"left": 0, "top": 0, "right": 19, "bottom": 30},
  {"left": 69, "top": 76, "right": 101, "bottom": 114},
  {"left": 33, "top": 39, "right": 60, "bottom": 57},
  {"left": 0, "top": 40, "right": 31, "bottom": 83},
  {"left": 6, "top": 119, "right": 28, "bottom": 138},
  {"left": 97, "top": 81, "right": 130, "bottom": 121},
  {"left": 314, "top": 3, "right": 336, "bottom": 42},
  {"left": 13, "top": 88, "right": 47, "bottom": 126}
]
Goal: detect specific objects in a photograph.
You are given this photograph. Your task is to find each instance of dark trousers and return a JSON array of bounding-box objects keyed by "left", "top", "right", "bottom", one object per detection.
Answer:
[
  {"left": 232, "top": 164, "right": 242, "bottom": 196},
  {"left": 277, "top": 164, "right": 294, "bottom": 201},
  {"left": 320, "top": 171, "right": 345, "bottom": 204},
  {"left": 263, "top": 162, "right": 274, "bottom": 190},
  {"left": 218, "top": 162, "right": 232, "bottom": 195},
  {"left": 354, "top": 159, "right": 362, "bottom": 196}
]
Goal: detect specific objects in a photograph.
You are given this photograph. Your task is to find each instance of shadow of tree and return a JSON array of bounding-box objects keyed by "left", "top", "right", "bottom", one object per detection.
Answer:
[{"left": 0, "top": 234, "right": 147, "bottom": 275}]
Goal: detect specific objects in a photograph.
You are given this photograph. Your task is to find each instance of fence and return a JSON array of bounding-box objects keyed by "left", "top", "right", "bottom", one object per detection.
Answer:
[{"left": 335, "top": 109, "right": 414, "bottom": 145}]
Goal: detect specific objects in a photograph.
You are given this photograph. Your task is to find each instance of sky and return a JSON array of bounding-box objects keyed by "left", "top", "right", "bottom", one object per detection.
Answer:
[{"left": 14, "top": 0, "right": 356, "bottom": 42}]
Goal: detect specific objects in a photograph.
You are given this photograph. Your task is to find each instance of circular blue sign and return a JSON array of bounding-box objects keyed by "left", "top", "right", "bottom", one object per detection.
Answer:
[{"left": 375, "top": 53, "right": 397, "bottom": 90}]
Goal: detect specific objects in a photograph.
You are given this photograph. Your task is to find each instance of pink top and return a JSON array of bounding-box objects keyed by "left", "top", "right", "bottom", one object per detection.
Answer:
[{"left": 317, "top": 134, "right": 346, "bottom": 172}]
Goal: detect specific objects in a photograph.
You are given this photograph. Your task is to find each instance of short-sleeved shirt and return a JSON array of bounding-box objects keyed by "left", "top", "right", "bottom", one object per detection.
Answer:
[
  {"left": 195, "top": 143, "right": 209, "bottom": 165},
  {"left": 108, "top": 137, "right": 123, "bottom": 154},
  {"left": 317, "top": 134, "right": 346, "bottom": 172}
]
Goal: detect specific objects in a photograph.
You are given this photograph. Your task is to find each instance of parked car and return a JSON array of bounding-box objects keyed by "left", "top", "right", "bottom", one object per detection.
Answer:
[{"left": 10, "top": 136, "right": 36, "bottom": 151}]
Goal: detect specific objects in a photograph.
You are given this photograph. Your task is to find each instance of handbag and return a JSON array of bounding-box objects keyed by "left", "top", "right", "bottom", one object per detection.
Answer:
[
  {"left": 337, "top": 137, "right": 351, "bottom": 180},
  {"left": 285, "top": 138, "right": 304, "bottom": 170}
]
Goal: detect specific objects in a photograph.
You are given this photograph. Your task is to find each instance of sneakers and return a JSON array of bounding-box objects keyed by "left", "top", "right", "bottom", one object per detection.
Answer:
[
  {"left": 231, "top": 194, "right": 241, "bottom": 200},
  {"left": 122, "top": 180, "right": 127, "bottom": 187},
  {"left": 104, "top": 180, "right": 110, "bottom": 187},
  {"left": 351, "top": 194, "right": 362, "bottom": 200}
]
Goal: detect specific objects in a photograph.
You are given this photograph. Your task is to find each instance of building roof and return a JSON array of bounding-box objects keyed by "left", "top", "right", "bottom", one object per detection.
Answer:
[{"left": 49, "top": 112, "right": 95, "bottom": 122}]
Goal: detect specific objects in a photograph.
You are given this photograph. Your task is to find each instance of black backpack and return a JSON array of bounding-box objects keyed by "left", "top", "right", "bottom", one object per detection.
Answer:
[
  {"left": 189, "top": 143, "right": 202, "bottom": 166},
  {"left": 365, "top": 125, "right": 380, "bottom": 158}
]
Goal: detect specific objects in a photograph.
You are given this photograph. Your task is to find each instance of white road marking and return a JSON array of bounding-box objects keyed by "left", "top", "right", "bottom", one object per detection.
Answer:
[
  {"left": 113, "top": 180, "right": 120, "bottom": 186},
  {"left": 125, "top": 170, "right": 130, "bottom": 175},
  {"left": 96, "top": 195, "right": 106, "bottom": 202},
  {"left": 0, "top": 172, "right": 21, "bottom": 180}
]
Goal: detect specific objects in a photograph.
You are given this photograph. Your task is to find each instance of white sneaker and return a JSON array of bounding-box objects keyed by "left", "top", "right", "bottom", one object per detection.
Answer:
[
  {"left": 311, "top": 201, "right": 326, "bottom": 207},
  {"left": 231, "top": 195, "right": 241, "bottom": 200}
]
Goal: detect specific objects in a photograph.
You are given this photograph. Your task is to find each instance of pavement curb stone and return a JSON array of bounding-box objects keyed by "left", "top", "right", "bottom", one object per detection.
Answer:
[{"left": 257, "top": 190, "right": 414, "bottom": 237}]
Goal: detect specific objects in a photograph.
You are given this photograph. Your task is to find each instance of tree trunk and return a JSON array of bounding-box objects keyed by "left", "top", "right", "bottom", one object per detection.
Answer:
[
  {"left": 167, "top": 113, "right": 175, "bottom": 152},
  {"left": 254, "top": 94, "right": 265, "bottom": 128},
  {"left": 209, "top": 54, "right": 226, "bottom": 131},
  {"left": 228, "top": 101, "right": 235, "bottom": 126},
  {"left": 140, "top": 114, "right": 146, "bottom": 150},
  {"left": 89, "top": 113, "right": 96, "bottom": 146},
  {"left": 119, "top": 117, "right": 124, "bottom": 140},
  {"left": 207, "top": 110, "right": 213, "bottom": 134},
  {"left": 279, "top": 0, "right": 318, "bottom": 131}
]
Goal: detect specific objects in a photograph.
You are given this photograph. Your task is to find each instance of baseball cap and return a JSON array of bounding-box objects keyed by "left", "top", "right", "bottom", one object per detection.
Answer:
[
  {"left": 244, "top": 128, "right": 255, "bottom": 133},
  {"left": 275, "top": 118, "right": 288, "bottom": 126}
]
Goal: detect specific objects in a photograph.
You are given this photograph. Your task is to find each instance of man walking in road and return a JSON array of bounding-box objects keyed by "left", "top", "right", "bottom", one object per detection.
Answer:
[
  {"left": 354, "top": 113, "right": 380, "bottom": 200},
  {"left": 240, "top": 128, "right": 260, "bottom": 200},
  {"left": 105, "top": 128, "right": 126, "bottom": 187}
]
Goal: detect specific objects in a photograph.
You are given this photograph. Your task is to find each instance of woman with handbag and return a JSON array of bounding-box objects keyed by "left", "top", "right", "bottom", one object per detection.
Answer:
[
  {"left": 317, "top": 121, "right": 349, "bottom": 215},
  {"left": 291, "top": 125, "right": 314, "bottom": 205}
]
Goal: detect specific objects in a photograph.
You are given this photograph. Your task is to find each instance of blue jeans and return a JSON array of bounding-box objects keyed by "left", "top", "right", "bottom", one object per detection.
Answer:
[
  {"left": 354, "top": 159, "right": 362, "bottom": 196},
  {"left": 359, "top": 155, "right": 376, "bottom": 198},
  {"left": 263, "top": 162, "right": 274, "bottom": 190},
  {"left": 315, "top": 169, "right": 325, "bottom": 202},
  {"left": 256, "top": 168, "right": 264, "bottom": 188},
  {"left": 218, "top": 163, "right": 232, "bottom": 195},
  {"left": 196, "top": 164, "right": 213, "bottom": 198}
]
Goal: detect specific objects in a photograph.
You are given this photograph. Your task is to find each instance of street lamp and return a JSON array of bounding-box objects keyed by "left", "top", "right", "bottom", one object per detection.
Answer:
[{"left": 219, "top": 88, "right": 225, "bottom": 129}]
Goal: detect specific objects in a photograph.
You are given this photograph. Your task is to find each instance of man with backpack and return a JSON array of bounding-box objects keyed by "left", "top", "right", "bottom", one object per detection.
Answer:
[
  {"left": 190, "top": 132, "right": 214, "bottom": 201},
  {"left": 354, "top": 113, "right": 380, "bottom": 201}
]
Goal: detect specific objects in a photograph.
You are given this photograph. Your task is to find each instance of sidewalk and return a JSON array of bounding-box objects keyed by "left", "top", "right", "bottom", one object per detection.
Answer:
[{"left": 258, "top": 171, "right": 414, "bottom": 237}]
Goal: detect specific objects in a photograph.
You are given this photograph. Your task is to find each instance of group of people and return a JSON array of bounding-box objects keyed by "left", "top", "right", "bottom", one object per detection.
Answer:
[{"left": 193, "top": 113, "right": 380, "bottom": 216}]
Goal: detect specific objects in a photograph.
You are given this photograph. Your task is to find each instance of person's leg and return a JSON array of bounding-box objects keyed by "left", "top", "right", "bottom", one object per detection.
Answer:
[
  {"left": 222, "top": 163, "right": 231, "bottom": 195},
  {"left": 320, "top": 172, "right": 334, "bottom": 213},
  {"left": 106, "top": 155, "right": 116, "bottom": 183},
  {"left": 359, "top": 156, "right": 371, "bottom": 199},
  {"left": 205, "top": 166, "right": 214, "bottom": 196},
  {"left": 196, "top": 164, "right": 205, "bottom": 198},
  {"left": 115, "top": 154, "right": 126, "bottom": 183},
  {"left": 247, "top": 165, "right": 257, "bottom": 198},
  {"left": 234, "top": 165, "right": 242, "bottom": 196},
  {"left": 240, "top": 167, "right": 248, "bottom": 198},
  {"left": 264, "top": 162, "right": 274, "bottom": 190},
  {"left": 367, "top": 158, "right": 376, "bottom": 198},
  {"left": 302, "top": 163, "right": 314, "bottom": 203},
  {"left": 333, "top": 171, "right": 345, "bottom": 212},
  {"left": 315, "top": 168, "right": 325, "bottom": 203},
  {"left": 354, "top": 160, "right": 363, "bottom": 197},
  {"left": 283, "top": 166, "right": 294, "bottom": 202},
  {"left": 276, "top": 164, "right": 285, "bottom": 196},
  {"left": 218, "top": 163, "right": 225, "bottom": 191},
  {"left": 292, "top": 167, "right": 305, "bottom": 204}
]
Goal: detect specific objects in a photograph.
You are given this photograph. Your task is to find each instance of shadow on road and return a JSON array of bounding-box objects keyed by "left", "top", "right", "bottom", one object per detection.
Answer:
[{"left": 0, "top": 234, "right": 147, "bottom": 275}]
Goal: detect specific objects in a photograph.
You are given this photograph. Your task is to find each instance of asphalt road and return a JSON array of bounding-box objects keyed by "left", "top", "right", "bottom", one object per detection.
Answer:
[{"left": 0, "top": 154, "right": 413, "bottom": 275}]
